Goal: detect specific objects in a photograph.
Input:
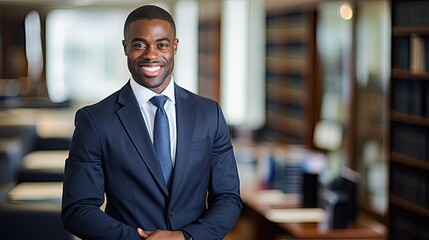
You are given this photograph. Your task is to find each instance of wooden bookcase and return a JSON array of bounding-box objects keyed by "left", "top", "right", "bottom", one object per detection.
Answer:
[
  {"left": 262, "top": 4, "right": 320, "bottom": 146},
  {"left": 197, "top": 0, "right": 221, "bottom": 103},
  {"left": 389, "top": 0, "right": 429, "bottom": 239}
]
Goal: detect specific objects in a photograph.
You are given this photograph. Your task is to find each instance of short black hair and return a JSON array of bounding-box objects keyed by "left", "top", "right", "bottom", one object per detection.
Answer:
[{"left": 124, "top": 5, "right": 176, "bottom": 38}]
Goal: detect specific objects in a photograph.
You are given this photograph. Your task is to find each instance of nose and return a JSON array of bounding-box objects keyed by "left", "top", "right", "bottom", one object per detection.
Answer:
[{"left": 144, "top": 45, "right": 158, "bottom": 60}]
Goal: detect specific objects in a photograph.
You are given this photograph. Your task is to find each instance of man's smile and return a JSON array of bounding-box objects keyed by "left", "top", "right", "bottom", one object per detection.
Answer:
[
  {"left": 142, "top": 65, "right": 161, "bottom": 72},
  {"left": 140, "top": 64, "right": 163, "bottom": 76}
]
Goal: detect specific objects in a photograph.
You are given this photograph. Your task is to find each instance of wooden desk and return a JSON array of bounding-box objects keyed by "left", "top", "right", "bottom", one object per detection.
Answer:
[
  {"left": 232, "top": 143, "right": 386, "bottom": 240},
  {"left": 239, "top": 186, "right": 386, "bottom": 240},
  {"left": 6, "top": 182, "right": 63, "bottom": 203}
]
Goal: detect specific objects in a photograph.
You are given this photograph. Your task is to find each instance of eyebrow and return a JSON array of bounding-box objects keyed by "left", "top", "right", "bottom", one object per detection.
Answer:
[{"left": 131, "top": 37, "right": 171, "bottom": 43}]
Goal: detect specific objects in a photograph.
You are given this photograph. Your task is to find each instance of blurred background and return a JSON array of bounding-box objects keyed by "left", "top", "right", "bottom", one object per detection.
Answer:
[{"left": 0, "top": 0, "right": 427, "bottom": 239}]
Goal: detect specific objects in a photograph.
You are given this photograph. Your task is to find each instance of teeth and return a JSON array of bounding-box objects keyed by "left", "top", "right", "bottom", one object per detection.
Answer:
[{"left": 142, "top": 66, "right": 161, "bottom": 72}]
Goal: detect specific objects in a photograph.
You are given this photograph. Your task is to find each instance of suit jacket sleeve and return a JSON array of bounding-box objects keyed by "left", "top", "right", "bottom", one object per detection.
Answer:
[
  {"left": 180, "top": 102, "right": 242, "bottom": 240},
  {"left": 61, "top": 108, "right": 141, "bottom": 240}
]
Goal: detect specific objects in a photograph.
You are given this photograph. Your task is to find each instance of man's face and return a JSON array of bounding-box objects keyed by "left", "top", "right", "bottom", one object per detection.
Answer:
[{"left": 123, "top": 19, "right": 178, "bottom": 94}]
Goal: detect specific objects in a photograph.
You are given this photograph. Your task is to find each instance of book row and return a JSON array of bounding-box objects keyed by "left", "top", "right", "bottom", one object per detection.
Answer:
[
  {"left": 393, "top": 1, "right": 429, "bottom": 26},
  {"left": 391, "top": 122, "right": 428, "bottom": 161},
  {"left": 392, "top": 35, "right": 429, "bottom": 73},
  {"left": 391, "top": 162, "right": 429, "bottom": 208},
  {"left": 391, "top": 79, "right": 429, "bottom": 117},
  {"left": 390, "top": 205, "right": 429, "bottom": 240}
]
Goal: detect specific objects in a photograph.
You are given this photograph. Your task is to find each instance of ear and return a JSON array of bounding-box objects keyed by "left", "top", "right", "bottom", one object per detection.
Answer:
[
  {"left": 122, "top": 40, "right": 128, "bottom": 56},
  {"left": 173, "top": 38, "right": 179, "bottom": 55}
]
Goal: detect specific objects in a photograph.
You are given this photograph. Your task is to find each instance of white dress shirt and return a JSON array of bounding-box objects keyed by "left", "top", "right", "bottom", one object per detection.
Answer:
[{"left": 130, "top": 78, "right": 177, "bottom": 166}]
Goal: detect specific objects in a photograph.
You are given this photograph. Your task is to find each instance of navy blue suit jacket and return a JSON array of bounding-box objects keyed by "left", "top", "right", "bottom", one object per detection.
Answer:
[{"left": 61, "top": 82, "right": 242, "bottom": 240}]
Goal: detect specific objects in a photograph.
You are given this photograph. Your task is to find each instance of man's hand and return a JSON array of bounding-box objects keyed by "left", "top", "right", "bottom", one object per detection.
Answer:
[{"left": 137, "top": 228, "right": 185, "bottom": 240}]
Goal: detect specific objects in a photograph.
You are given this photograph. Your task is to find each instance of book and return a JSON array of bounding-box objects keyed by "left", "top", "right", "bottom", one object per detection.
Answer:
[
  {"left": 392, "top": 36, "right": 409, "bottom": 70},
  {"left": 426, "top": 82, "right": 429, "bottom": 117},
  {"left": 391, "top": 79, "right": 409, "bottom": 114},
  {"left": 410, "top": 34, "right": 425, "bottom": 74}
]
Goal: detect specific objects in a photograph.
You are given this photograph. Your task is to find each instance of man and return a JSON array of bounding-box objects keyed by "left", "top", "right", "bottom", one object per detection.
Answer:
[{"left": 61, "top": 5, "right": 242, "bottom": 240}]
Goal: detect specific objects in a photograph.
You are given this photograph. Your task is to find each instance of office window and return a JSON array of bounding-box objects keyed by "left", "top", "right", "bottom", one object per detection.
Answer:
[{"left": 46, "top": 9, "right": 129, "bottom": 103}]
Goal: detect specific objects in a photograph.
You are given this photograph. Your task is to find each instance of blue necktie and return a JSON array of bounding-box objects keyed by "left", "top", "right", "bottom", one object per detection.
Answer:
[{"left": 150, "top": 95, "right": 173, "bottom": 188}]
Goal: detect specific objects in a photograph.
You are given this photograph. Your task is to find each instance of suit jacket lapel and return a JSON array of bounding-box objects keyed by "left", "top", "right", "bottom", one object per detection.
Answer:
[
  {"left": 116, "top": 82, "right": 169, "bottom": 196},
  {"left": 171, "top": 85, "right": 196, "bottom": 194}
]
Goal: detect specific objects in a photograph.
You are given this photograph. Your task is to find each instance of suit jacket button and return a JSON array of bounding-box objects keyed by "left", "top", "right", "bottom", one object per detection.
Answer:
[{"left": 168, "top": 210, "right": 174, "bottom": 217}]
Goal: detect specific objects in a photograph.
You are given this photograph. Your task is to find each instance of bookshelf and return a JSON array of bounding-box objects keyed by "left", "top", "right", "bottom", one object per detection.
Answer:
[
  {"left": 0, "top": 11, "right": 25, "bottom": 79},
  {"left": 197, "top": 0, "right": 221, "bottom": 103},
  {"left": 262, "top": 4, "right": 320, "bottom": 146},
  {"left": 389, "top": 0, "right": 429, "bottom": 239}
]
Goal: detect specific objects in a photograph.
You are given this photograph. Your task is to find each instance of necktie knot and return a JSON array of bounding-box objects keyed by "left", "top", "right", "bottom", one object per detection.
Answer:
[{"left": 150, "top": 95, "right": 168, "bottom": 109}]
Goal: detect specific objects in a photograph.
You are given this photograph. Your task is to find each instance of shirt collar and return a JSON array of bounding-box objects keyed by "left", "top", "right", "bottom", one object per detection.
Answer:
[{"left": 130, "top": 77, "right": 176, "bottom": 106}]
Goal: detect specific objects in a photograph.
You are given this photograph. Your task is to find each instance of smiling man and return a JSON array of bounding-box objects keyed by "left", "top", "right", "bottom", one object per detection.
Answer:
[
  {"left": 61, "top": 5, "right": 242, "bottom": 240},
  {"left": 123, "top": 16, "right": 177, "bottom": 94}
]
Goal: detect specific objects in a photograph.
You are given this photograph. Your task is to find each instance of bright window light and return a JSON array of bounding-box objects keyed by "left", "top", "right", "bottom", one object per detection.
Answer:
[
  {"left": 174, "top": 0, "right": 199, "bottom": 94},
  {"left": 46, "top": 9, "right": 129, "bottom": 103},
  {"left": 221, "top": 0, "right": 265, "bottom": 129},
  {"left": 221, "top": 0, "right": 249, "bottom": 126},
  {"left": 25, "top": 10, "right": 44, "bottom": 85}
]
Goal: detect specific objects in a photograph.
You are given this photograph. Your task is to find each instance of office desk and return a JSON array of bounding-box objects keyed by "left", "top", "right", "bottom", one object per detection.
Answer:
[
  {"left": 239, "top": 186, "right": 386, "bottom": 240},
  {"left": 233, "top": 143, "right": 386, "bottom": 240},
  {"left": 6, "top": 182, "right": 63, "bottom": 203},
  {"left": 0, "top": 182, "right": 74, "bottom": 239},
  {"left": 17, "top": 150, "right": 68, "bottom": 182}
]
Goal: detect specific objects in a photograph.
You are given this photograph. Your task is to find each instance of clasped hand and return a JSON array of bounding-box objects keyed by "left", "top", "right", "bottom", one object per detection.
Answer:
[{"left": 137, "top": 228, "right": 185, "bottom": 240}]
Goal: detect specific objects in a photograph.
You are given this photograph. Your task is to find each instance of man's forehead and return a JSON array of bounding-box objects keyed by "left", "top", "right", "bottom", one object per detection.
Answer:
[
  {"left": 128, "top": 18, "right": 175, "bottom": 36},
  {"left": 129, "top": 19, "right": 171, "bottom": 29}
]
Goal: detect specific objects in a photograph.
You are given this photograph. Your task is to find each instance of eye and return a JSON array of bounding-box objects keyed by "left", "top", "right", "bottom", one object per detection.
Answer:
[
  {"left": 158, "top": 43, "right": 169, "bottom": 49},
  {"left": 133, "top": 43, "right": 147, "bottom": 49}
]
